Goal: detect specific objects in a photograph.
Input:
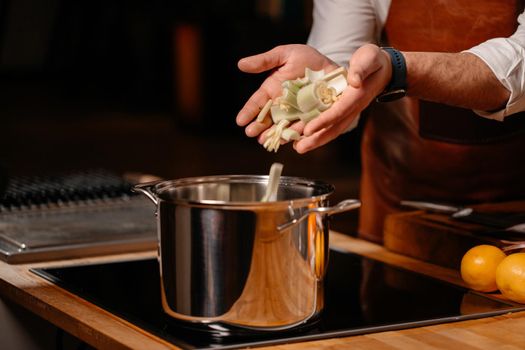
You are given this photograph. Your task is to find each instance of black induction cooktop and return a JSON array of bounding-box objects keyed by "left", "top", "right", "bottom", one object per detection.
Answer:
[{"left": 31, "top": 248, "right": 524, "bottom": 349}]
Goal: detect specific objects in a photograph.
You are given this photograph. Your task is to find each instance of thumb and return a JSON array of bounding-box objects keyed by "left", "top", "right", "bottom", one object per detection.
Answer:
[
  {"left": 347, "top": 44, "right": 385, "bottom": 88},
  {"left": 238, "top": 46, "right": 287, "bottom": 74}
]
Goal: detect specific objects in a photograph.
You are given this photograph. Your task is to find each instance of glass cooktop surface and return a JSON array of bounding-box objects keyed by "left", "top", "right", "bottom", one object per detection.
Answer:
[{"left": 32, "top": 248, "right": 524, "bottom": 349}]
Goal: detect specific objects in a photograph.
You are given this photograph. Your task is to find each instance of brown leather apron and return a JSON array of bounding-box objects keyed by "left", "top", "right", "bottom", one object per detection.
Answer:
[{"left": 358, "top": 0, "right": 525, "bottom": 243}]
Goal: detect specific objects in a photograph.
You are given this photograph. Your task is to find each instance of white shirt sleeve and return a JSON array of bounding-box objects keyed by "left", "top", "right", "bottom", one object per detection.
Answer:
[
  {"left": 307, "top": 0, "right": 390, "bottom": 132},
  {"left": 307, "top": 0, "right": 390, "bottom": 67},
  {"left": 466, "top": 11, "right": 525, "bottom": 121}
]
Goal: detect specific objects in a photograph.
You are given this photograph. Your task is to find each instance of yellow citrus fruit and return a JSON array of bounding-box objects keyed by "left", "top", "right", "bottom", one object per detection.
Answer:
[
  {"left": 496, "top": 253, "right": 525, "bottom": 304},
  {"left": 460, "top": 245, "right": 506, "bottom": 292}
]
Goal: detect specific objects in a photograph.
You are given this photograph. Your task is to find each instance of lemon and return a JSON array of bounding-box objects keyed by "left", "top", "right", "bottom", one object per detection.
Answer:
[
  {"left": 496, "top": 253, "right": 525, "bottom": 304},
  {"left": 460, "top": 245, "right": 506, "bottom": 292}
]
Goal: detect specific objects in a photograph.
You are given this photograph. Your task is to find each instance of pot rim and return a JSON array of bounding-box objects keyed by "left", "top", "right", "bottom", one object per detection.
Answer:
[{"left": 150, "top": 174, "right": 335, "bottom": 207}]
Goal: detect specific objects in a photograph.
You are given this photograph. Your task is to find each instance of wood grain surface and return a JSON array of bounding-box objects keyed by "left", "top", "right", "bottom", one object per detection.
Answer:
[
  {"left": 384, "top": 201, "right": 525, "bottom": 269},
  {"left": 0, "top": 251, "right": 177, "bottom": 350},
  {"left": 1, "top": 233, "right": 524, "bottom": 349}
]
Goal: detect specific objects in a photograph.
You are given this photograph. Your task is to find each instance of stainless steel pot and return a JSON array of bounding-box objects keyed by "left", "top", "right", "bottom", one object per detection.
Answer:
[{"left": 133, "top": 175, "right": 360, "bottom": 331}]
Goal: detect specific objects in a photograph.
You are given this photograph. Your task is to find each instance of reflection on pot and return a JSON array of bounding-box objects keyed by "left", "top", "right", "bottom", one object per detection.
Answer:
[{"left": 134, "top": 175, "right": 360, "bottom": 330}]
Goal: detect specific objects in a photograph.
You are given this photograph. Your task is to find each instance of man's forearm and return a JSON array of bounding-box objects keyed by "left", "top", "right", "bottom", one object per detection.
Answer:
[{"left": 403, "top": 51, "right": 510, "bottom": 112}]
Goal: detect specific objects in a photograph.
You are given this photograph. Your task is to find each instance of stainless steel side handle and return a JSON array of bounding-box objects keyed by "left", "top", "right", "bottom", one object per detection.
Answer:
[
  {"left": 277, "top": 199, "right": 361, "bottom": 232},
  {"left": 132, "top": 181, "right": 162, "bottom": 206}
]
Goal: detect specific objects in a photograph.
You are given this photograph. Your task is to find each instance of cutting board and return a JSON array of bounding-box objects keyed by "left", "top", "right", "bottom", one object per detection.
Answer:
[{"left": 383, "top": 200, "right": 525, "bottom": 269}]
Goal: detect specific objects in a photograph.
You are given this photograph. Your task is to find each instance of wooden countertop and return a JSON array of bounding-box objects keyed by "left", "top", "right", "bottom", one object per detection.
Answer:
[{"left": 1, "top": 232, "right": 524, "bottom": 349}]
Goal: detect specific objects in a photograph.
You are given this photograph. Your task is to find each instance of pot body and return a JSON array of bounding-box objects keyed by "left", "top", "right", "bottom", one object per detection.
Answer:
[{"left": 136, "top": 175, "right": 338, "bottom": 330}]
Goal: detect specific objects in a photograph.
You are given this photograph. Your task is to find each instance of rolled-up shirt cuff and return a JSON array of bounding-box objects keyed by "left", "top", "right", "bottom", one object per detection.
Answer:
[{"left": 465, "top": 37, "right": 525, "bottom": 121}]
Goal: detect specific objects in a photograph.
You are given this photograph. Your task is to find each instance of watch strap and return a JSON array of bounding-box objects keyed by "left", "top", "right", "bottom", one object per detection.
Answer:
[
  {"left": 375, "top": 47, "right": 407, "bottom": 102},
  {"left": 382, "top": 47, "right": 407, "bottom": 91}
]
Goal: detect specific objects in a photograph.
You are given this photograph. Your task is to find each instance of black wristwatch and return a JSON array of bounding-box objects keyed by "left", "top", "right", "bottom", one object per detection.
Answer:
[{"left": 376, "top": 47, "right": 407, "bottom": 102}]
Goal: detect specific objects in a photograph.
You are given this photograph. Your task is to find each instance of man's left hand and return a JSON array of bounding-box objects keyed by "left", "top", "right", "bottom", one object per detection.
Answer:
[{"left": 293, "top": 44, "right": 392, "bottom": 154}]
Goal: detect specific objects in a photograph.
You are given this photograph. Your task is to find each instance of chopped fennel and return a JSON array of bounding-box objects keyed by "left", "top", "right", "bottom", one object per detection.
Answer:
[
  {"left": 263, "top": 119, "right": 290, "bottom": 152},
  {"left": 256, "top": 99, "right": 273, "bottom": 123},
  {"left": 270, "top": 104, "right": 301, "bottom": 123},
  {"left": 320, "top": 66, "right": 347, "bottom": 82},
  {"left": 304, "top": 67, "right": 326, "bottom": 82},
  {"left": 281, "top": 128, "right": 300, "bottom": 141},
  {"left": 260, "top": 66, "right": 348, "bottom": 152}
]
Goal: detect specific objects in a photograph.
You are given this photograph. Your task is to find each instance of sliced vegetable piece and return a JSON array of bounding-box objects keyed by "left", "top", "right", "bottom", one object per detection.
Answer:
[
  {"left": 256, "top": 99, "right": 273, "bottom": 123},
  {"left": 296, "top": 82, "right": 319, "bottom": 112},
  {"left": 270, "top": 105, "right": 301, "bottom": 123},
  {"left": 305, "top": 68, "right": 325, "bottom": 83},
  {"left": 297, "top": 81, "right": 333, "bottom": 112},
  {"left": 261, "top": 162, "right": 283, "bottom": 202},
  {"left": 315, "top": 83, "right": 335, "bottom": 109},
  {"left": 326, "top": 74, "right": 348, "bottom": 95},
  {"left": 281, "top": 128, "right": 300, "bottom": 141},
  {"left": 278, "top": 88, "right": 299, "bottom": 110},
  {"left": 282, "top": 80, "right": 301, "bottom": 94},
  {"left": 321, "top": 66, "right": 347, "bottom": 82}
]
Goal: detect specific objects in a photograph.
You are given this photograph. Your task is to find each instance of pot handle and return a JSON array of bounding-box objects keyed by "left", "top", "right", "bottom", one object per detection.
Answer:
[
  {"left": 277, "top": 199, "right": 361, "bottom": 232},
  {"left": 132, "top": 181, "right": 162, "bottom": 206}
]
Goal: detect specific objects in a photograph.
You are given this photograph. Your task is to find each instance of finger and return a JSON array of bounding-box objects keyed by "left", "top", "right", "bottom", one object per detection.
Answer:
[
  {"left": 288, "top": 120, "right": 305, "bottom": 134},
  {"left": 238, "top": 46, "right": 288, "bottom": 73},
  {"left": 348, "top": 44, "right": 384, "bottom": 88},
  {"left": 303, "top": 87, "right": 364, "bottom": 136},
  {"left": 236, "top": 89, "right": 271, "bottom": 126},
  {"left": 257, "top": 126, "right": 272, "bottom": 144},
  {"left": 237, "top": 74, "right": 286, "bottom": 126},
  {"left": 294, "top": 116, "right": 356, "bottom": 154},
  {"left": 293, "top": 128, "right": 334, "bottom": 154},
  {"left": 246, "top": 117, "right": 273, "bottom": 138}
]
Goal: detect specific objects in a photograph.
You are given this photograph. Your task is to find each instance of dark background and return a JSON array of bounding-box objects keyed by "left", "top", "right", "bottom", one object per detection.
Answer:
[{"left": 0, "top": 0, "right": 362, "bottom": 230}]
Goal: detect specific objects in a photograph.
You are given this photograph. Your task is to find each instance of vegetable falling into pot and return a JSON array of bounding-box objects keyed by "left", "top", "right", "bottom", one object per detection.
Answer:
[{"left": 261, "top": 162, "right": 283, "bottom": 202}]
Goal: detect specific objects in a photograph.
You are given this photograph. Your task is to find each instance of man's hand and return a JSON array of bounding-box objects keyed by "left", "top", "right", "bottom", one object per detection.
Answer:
[
  {"left": 293, "top": 44, "right": 392, "bottom": 154},
  {"left": 236, "top": 44, "right": 393, "bottom": 153},
  {"left": 236, "top": 44, "right": 338, "bottom": 141}
]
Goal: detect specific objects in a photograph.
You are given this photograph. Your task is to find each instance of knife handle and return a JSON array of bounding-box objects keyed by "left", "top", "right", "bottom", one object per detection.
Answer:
[{"left": 452, "top": 210, "right": 525, "bottom": 230}]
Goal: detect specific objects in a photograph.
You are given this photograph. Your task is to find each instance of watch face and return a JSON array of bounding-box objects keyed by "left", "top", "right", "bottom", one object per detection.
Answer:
[{"left": 376, "top": 89, "right": 406, "bottom": 103}]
